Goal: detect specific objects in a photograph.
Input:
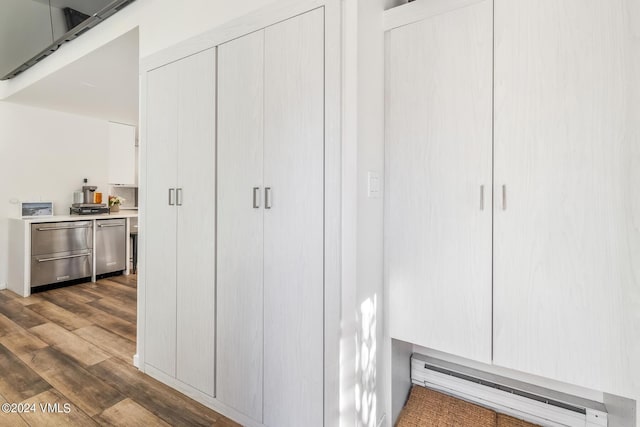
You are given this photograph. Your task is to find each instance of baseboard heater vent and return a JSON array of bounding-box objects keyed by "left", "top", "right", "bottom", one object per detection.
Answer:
[{"left": 411, "top": 354, "right": 607, "bottom": 427}]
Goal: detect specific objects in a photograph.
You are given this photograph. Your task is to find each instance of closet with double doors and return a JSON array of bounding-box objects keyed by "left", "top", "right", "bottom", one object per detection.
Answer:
[
  {"left": 386, "top": 0, "right": 640, "bottom": 404},
  {"left": 216, "top": 8, "right": 324, "bottom": 427},
  {"left": 141, "top": 4, "right": 336, "bottom": 427}
]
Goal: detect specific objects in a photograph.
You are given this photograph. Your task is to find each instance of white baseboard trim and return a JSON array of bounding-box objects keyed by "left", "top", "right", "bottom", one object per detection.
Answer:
[
  {"left": 0, "top": 282, "right": 6, "bottom": 290},
  {"left": 132, "top": 354, "right": 139, "bottom": 368}
]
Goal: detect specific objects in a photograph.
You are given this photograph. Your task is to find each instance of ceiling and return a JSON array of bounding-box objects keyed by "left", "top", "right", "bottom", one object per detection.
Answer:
[{"left": 5, "top": 28, "right": 139, "bottom": 125}]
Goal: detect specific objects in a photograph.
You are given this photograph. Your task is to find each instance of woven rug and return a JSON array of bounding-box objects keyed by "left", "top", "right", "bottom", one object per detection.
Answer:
[
  {"left": 396, "top": 386, "right": 496, "bottom": 426},
  {"left": 396, "top": 386, "right": 540, "bottom": 427}
]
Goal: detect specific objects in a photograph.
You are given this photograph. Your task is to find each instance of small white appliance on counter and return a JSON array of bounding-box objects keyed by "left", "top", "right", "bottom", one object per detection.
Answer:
[{"left": 21, "top": 201, "right": 53, "bottom": 218}]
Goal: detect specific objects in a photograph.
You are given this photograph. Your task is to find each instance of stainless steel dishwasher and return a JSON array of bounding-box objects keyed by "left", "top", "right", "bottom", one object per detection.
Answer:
[
  {"left": 96, "top": 218, "right": 127, "bottom": 275},
  {"left": 31, "top": 221, "right": 93, "bottom": 288}
]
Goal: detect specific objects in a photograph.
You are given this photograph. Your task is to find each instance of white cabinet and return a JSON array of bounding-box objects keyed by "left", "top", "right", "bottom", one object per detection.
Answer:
[
  {"left": 140, "top": 4, "right": 340, "bottom": 425},
  {"left": 216, "top": 9, "right": 324, "bottom": 427},
  {"left": 386, "top": 0, "right": 493, "bottom": 363},
  {"left": 144, "top": 48, "right": 216, "bottom": 396},
  {"left": 386, "top": 0, "right": 640, "bottom": 404},
  {"left": 108, "top": 122, "right": 136, "bottom": 185},
  {"left": 492, "top": 0, "right": 640, "bottom": 398}
]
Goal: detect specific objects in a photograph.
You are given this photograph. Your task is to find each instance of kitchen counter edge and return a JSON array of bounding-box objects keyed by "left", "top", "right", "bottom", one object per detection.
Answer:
[{"left": 10, "top": 212, "right": 139, "bottom": 224}]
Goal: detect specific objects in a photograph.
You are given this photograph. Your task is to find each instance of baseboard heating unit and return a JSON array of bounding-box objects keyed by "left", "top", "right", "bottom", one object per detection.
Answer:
[{"left": 411, "top": 354, "right": 608, "bottom": 427}]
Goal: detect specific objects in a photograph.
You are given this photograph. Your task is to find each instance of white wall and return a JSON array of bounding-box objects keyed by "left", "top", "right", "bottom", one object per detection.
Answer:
[
  {"left": 355, "top": 0, "right": 386, "bottom": 422},
  {"left": 0, "top": 101, "right": 109, "bottom": 287},
  {"left": 342, "top": 0, "right": 387, "bottom": 426}
]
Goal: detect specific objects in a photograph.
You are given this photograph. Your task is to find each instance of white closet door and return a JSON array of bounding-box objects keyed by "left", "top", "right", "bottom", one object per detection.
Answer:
[
  {"left": 175, "top": 48, "right": 217, "bottom": 396},
  {"left": 216, "top": 31, "right": 265, "bottom": 421},
  {"left": 263, "top": 8, "right": 324, "bottom": 427},
  {"left": 386, "top": 0, "right": 493, "bottom": 363},
  {"left": 493, "top": 0, "right": 640, "bottom": 396},
  {"left": 145, "top": 62, "right": 178, "bottom": 376}
]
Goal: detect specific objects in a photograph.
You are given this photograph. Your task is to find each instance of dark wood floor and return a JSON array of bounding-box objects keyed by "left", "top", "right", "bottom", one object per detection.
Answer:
[{"left": 0, "top": 275, "right": 240, "bottom": 426}]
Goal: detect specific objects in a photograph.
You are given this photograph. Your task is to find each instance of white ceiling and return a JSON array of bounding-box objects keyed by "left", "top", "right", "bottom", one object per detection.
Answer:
[{"left": 5, "top": 28, "right": 139, "bottom": 125}]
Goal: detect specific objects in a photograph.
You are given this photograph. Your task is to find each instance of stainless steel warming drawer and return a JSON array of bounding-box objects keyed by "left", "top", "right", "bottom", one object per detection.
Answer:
[
  {"left": 30, "top": 221, "right": 93, "bottom": 288},
  {"left": 30, "top": 249, "right": 93, "bottom": 287},
  {"left": 31, "top": 221, "right": 92, "bottom": 255}
]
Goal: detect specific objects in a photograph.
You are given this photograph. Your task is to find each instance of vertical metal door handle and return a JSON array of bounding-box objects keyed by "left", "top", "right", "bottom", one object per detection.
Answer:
[
  {"left": 480, "top": 185, "right": 485, "bottom": 211},
  {"left": 265, "top": 187, "right": 272, "bottom": 209},
  {"left": 176, "top": 188, "right": 183, "bottom": 206},
  {"left": 502, "top": 185, "right": 507, "bottom": 210},
  {"left": 253, "top": 187, "right": 261, "bottom": 209},
  {"left": 168, "top": 188, "right": 175, "bottom": 206}
]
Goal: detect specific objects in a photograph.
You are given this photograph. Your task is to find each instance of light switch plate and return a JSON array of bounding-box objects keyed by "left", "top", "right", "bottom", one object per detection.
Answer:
[{"left": 368, "top": 171, "right": 381, "bottom": 198}]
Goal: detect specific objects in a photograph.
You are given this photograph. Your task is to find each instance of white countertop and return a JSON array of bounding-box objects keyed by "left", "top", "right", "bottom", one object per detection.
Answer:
[{"left": 12, "top": 211, "right": 138, "bottom": 224}]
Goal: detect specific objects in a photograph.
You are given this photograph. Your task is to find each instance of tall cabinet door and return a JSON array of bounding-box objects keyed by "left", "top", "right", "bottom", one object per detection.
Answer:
[
  {"left": 386, "top": 0, "right": 493, "bottom": 363},
  {"left": 145, "top": 62, "right": 179, "bottom": 376},
  {"left": 176, "top": 48, "right": 217, "bottom": 396},
  {"left": 263, "top": 9, "right": 325, "bottom": 427},
  {"left": 493, "top": 0, "right": 640, "bottom": 396},
  {"left": 216, "top": 31, "right": 265, "bottom": 421}
]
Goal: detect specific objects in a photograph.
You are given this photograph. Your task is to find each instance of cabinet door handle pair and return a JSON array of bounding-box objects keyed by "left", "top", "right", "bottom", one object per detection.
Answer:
[
  {"left": 253, "top": 187, "right": 272, "bottom": 209},
  {"left": 479, "top": 185, "right": 507, "bottom": 211},
  {"left": 168, "top": 188, "right": 183, "bottom": 206}
]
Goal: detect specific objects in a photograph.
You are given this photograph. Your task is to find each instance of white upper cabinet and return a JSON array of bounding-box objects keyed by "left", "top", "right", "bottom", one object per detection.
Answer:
[
  {"left": 386, "top": 0, "right": 493, "bottom": 363},
  {"left": 108, "top": 122, "right": 136, "bottom": 185},
  {"left": 493, "top": 0, "right": 640, "bottom": 398}
]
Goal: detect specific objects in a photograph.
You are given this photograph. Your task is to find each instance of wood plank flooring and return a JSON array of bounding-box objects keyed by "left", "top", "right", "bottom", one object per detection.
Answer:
[{"left": 0, "top": 275, "right": 240, "bottom": 427}]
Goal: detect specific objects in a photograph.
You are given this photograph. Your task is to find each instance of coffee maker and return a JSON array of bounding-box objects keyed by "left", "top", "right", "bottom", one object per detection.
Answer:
[
  {"left": 70, "top": 179, "right": 110, "bottom": 215},
  {"left": 82, "top": 185, "right": 98, "bottom": 204}
]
